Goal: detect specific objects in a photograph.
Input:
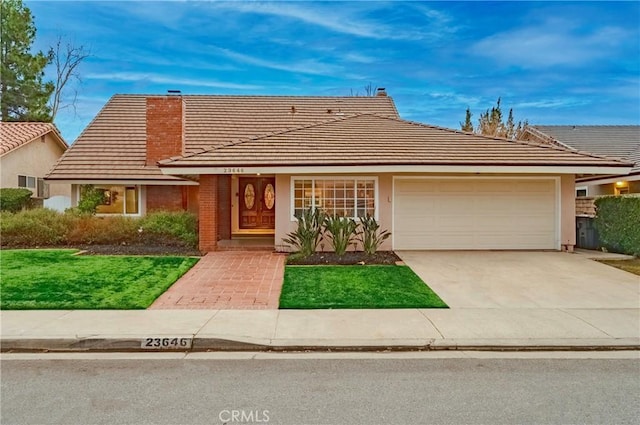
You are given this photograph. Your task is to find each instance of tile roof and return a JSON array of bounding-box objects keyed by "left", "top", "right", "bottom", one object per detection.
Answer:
[
  {"left": 0, "top": 122, "right": 66, "bottom": 155},
  {"left": 527, "top": 125, "right": 640, "bottom": 173},
  {"left": 161, "top": 114, "right": 630, "bottom": 168},
  {"left": 47, "top": 94, "right": 399, "bottom": 181}
]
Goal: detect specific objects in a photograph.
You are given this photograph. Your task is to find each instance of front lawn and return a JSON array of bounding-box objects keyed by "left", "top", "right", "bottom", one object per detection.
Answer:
[
  {"left": 598, "top": 258, "right": 640, "bottom": 276},
  {"left": 0, "top": 249, "right": 198, "bottom": 309},
  {"left": 279, "top": 265, "right": 447, "bottom": 309}
]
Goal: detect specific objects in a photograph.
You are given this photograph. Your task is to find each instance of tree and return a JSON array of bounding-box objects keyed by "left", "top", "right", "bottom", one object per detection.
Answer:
[
  {"left": 460, "top": 108, "right": 473, "bottom": 132},
  {"left": 460, "top": 98, "right": 528, "bottom": 140},
  {"left": 48, "top": 36, "right": 89, "bottom": 120},
  {"left": 349, "top": 82, "right": 378, "bottom": 97},
  {"left": 0, "top": 0, "right": 54, "bottom": 121}
]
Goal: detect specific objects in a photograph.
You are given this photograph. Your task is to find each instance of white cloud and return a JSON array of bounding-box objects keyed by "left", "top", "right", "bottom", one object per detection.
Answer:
[
  {"left": 85, "top": 72, "right": 262, "bottom": 90},
  {"left": 209, "top": 2, "right": 430, "bottom": 40},
  {"left": 213, "top": 47, "right": 344, "bottom": 76},
  {"left": 470, "top": 20, "right": 630, "bottom": 68}
]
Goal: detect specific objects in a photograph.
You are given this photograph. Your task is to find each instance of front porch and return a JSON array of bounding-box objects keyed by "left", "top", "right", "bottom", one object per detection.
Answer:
[{"left": 199, "top": 174, "right": 277, "bottom": 252}]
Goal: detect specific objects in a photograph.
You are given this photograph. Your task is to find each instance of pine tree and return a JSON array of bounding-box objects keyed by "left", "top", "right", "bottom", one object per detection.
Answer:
[
  {"left": 461, "top": 98, "right": 527, "bottom": 140},
  {"left": 0, "top": 0, "right": 54, "bottom": 121},
  {"left": 460, "top": 108, "right": 474, "bottom": 132}
]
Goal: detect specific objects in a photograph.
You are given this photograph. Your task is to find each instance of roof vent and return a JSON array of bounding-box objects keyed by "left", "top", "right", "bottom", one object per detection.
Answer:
[
  {"left": 167, "top": 90, "right": 181, "bottom": 95},
  {"left": 376, "top": 88, "right": 387, "bottom": 97}
]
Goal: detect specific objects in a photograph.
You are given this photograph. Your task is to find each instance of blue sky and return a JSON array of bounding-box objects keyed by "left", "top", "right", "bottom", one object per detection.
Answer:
[{"left": 27, "top": 1, "right": 640, "bottom": 143}]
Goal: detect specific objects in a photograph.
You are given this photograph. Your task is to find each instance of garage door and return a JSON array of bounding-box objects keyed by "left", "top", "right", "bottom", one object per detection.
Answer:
[{"left": 393, "top": 178, "right": 557, "bottom": 250}]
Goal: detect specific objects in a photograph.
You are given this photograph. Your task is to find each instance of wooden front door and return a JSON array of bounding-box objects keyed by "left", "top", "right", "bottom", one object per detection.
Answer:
[{"left": 239, "top": 177, "right": 276, "bottom": 230}]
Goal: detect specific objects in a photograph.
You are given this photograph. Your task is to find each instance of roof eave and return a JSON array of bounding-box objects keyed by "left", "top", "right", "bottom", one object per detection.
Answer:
[{"left": 159, "top": 163, "right": 633, "bottom": 176}]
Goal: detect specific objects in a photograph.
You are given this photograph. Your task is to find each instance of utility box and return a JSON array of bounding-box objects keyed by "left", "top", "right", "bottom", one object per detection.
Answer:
[{"left": 576, "top": 216, "right": 600, "bottom": 250}]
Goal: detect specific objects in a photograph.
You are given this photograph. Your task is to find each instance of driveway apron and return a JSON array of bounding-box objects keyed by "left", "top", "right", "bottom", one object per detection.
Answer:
[
  {"left": 150, "top": 251, "right": 285, "bottom": 309},
  {"left": 397, "top": 251, "right": 640, "bottom": 309}
]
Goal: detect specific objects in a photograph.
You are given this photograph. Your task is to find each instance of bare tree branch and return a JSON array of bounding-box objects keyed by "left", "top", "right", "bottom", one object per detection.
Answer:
[{"left": 49, "top": 36, "right": 89, "bottom": 120}]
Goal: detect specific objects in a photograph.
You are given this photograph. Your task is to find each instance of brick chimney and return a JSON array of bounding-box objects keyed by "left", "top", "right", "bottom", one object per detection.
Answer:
[
  {"left": 146, "top": 94, "right": 184, "bottom": 165},
  {"left": 376, "top": 87, "right": 387, "bottom": 97}
]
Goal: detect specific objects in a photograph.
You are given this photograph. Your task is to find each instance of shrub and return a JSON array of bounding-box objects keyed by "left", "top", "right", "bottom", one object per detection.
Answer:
[
  {"left": 77, "top": 185, "right": 105, "bottom": 214},
  {"left": 594, "top": 196, "right": 640, "bottom": 256},
  {"left": 0, "top": 208, "right": 73, "bottom": 246},
  {"left": 140, "top": 211, "right": 198, "bottom": 247},
  {"left": 357, "top": 215, "right": 391, "bottom": 255},
  {"left": 0, "top": 188, "right": 33, "bottom": 212},
  {"left": 65, "top": 215, "right": 139, "bottom": 245},
  {"left": 323, "top": 214, "right": 359, "bottom": 256},
  {"left": 282, "top": 207, "right": 325, "bottom": 257}
]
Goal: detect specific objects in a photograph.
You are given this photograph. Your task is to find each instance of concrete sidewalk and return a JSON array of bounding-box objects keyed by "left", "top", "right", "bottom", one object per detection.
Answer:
[{"left": 2, "top": 308, "right": 639, "bottom": 352}]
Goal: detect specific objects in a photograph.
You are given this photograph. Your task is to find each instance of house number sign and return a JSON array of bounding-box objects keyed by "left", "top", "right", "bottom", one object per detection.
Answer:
[
  {"left": 223, "top": 168, "right": 244, "bottom": 174},
  {"left": 141, "top": 337, "right": 192, "bottom": 349}
]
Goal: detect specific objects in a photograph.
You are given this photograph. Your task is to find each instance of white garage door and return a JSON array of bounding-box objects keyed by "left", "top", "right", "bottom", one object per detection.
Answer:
[{"left": 393, "top": 178, "right": 558, "bottom": 250}]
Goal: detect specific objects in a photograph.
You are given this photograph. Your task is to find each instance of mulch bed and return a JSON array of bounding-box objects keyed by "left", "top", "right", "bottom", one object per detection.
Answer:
[
  {"left": 286, "top": 251, "right": 402, "bottom": 265},
  {"left": 3, "top": 245, "right": 403, "bottom": 263},
  {"left": 74, "top": 244, "right": 202, "bottom": 256}
]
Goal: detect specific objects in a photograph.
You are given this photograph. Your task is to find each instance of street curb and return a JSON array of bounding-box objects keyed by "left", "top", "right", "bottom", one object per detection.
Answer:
[{"left": 2, "top": 337, "right": 639, "bottom": 353}]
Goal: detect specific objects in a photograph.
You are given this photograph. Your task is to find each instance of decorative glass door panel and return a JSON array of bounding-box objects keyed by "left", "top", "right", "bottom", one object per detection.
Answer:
[{"left": 239, "top": 177, "right": 276, "bottom": 229}]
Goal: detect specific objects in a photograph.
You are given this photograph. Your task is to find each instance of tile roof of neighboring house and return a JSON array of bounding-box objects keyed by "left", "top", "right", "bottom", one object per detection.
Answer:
[
  {"left": 0, "top": 122, "right": 66, "bottom": 156},
  {"left": 161, "top": 114, "right": 630, "bottom": 169},
  {"left": 527, "top": 125, "right": 640, "bottom": 174},
  {"left": 47, "top": 94, "right": 399, "bottom": 181}
]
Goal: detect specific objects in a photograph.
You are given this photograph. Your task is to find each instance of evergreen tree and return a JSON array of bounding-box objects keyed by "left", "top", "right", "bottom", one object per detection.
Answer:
[
  {"left": 461, "top": 98, "right": 528, "bottom": 140},
  {"left": 0, "top": 0, "right": 54, "bottom": 121},
  {"left": 460, "top": 108, "right": 474, "bottom": 132}
]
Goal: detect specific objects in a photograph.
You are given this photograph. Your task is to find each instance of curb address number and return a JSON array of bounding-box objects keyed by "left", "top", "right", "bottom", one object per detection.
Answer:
[{"left": 142, "top": 337, "right": 192, "bottom": 349}]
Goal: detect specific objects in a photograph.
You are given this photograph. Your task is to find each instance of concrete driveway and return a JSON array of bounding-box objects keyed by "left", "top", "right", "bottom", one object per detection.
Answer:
[{"left": 397, "top": 251, "right": 640, "bottom": 309}]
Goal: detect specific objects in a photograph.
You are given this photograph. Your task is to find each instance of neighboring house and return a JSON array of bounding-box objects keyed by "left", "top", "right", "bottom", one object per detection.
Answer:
[
  {"left": 0, "top": 122, "right": 71, "bottom": 210},
  {"left": 522, "top": 126, "right": 640, "bottom": 197},
  {"left": 46, "top": 92, "right": 632, "bottom": 253}
]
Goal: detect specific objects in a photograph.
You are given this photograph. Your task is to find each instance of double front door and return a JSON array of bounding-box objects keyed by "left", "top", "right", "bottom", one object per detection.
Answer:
[{"left": 239, "top": 177, "right": 276, "bottom": 230}]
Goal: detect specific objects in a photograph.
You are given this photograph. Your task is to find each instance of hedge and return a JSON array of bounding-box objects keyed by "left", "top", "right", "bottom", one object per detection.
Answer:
[
  {"left": 0, "top": 188, "right": 33, "bottom": 212},
  {"left": 594, "top": 196, "right": 640, "bottom": 256},
  {"left": 0, "top": 209, "right": 198, "bottom": 248}
]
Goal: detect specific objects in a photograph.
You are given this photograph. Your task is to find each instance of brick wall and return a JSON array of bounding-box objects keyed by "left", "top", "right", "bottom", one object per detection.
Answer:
[
  {"left": 146, "top": 185, "right": 187, "bottom": 212},
  {"left": 146, "top": 96, "right": 183, "bottom": 165},
  {"left": 576, "top": 197, "right": 596, "bottom": 217},
  {"left": 217, "top": 175, "right": 231, "bottom": 240},
  {"left": 199, "top": 175, "right": 219, "bottom": 252}
]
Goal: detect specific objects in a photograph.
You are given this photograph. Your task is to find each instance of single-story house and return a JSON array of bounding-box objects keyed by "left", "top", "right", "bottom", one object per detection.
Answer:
[
  {"left": 46, "top": 92, "right": 632, "bottom": 252},
  {"left": 521, "top": 125, "right": 640, "bottom": 197},
  {"left": 0, "top": 122, "right": 71, "bottom": 210}
]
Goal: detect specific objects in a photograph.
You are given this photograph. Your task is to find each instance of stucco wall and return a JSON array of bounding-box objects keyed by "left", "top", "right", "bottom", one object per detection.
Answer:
[
  {"left": 582, "top": 179, "right": 640, "bottom": 196},
  {"left": 560, "top": 174, "right": 576, "bottom": 248},
  {"left": 0, "top": 134, "right": 70, "bottom": 198},
  {"left": 275, "top": 173, "right": 576, "bottom": 252},
  {"left": 275, "top": 173, "right": 395, "bottom": 252}
]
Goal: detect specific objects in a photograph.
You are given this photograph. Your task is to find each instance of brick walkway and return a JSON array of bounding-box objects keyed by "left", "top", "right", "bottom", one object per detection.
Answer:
[{"left": 150, "top": 251, "right": 286, "bottom": 310}]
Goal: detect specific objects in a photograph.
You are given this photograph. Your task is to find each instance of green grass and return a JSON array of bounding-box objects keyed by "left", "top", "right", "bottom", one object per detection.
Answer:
[
  {"left": 598, "top": 258, "right": 640, "bottom": 276},
  {"left": 0, "top": 249, "right": 199, "bottom": 309},
  {"left": 279, "top": 265, "right": 448, "bottom": 309}
]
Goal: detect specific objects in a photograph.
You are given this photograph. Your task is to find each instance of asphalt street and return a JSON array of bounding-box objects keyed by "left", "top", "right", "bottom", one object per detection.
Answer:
[{"left": 1, "top": 353, "right": 639, "bottom": 425}]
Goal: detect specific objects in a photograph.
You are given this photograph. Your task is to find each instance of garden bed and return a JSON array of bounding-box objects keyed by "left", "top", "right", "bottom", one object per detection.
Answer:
[{"left": 286, "top": 251, "right": 402, "bottom": 265}]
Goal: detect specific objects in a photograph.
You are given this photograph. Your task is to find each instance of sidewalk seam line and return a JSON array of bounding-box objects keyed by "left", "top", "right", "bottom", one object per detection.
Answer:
[
  {"left": 417, "top": 309, "right": 445, "bottom": 339},
  {"left": 193, "top": 310, "right": 222, "bottom": 337},
  {"left": 558, "top": 308, "right": 616, "bottom": 338}
]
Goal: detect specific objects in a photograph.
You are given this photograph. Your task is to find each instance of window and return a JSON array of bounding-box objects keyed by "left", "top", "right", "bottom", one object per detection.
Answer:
[
  {"left": 615, "top": 186, "right": 629, "bottom": 196},
  {"left": 18, "top": 175, "right": 36, "bottom": 189},
  {"left": 18, "top": 175, "right": 48, "bottom": 198},
  {"left": 292, "top": 177, "right": 376, "bottom": 219},
  {"left": 576, "top": 187, "right": 588, "bottom": 197},
  {"left": 82, "top": 185, "right": 140, "bottom": 215},
  {"left": 37, "top": 178, "right": 49, "bottom": 198}
]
